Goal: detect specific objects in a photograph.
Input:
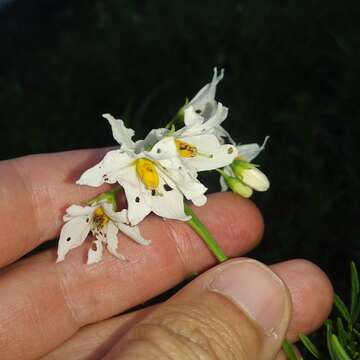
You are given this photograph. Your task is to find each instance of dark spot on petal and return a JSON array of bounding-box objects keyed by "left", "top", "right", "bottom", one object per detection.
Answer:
[
  {"left": 164, "top": 184, "right": 173, "bottom": 192},
  {"left": 151, "top": 190, "right": 156, "bottom": 196},
  {"left": 91, "top": 242, "right": 97, "bottom": 251},
  {"left": 157, "top": 148, "right": 161, "bottom": 154},
  {"left": 209, "top": 154, "right": 214, "bottom": 158},
  {"left": 135, "top": 196, "right": 140, "bottom": 203},
  {"left": 178, "top": 166, "right": 182, "bottom": 170},
  {"left": 104, "top": 233, "right": 107, "bottom": 238},
  {"left": 86, "top": 218, "right": 89, "bottom": 223},
  {"left": 228, "top": 147, "right": 234, "bottom": 154},
  {"left": 195, "top": 109, "right": 202, "bottom": 114},
  {"left": 66, "top": 237, "right": 71, "bottom": 242}
]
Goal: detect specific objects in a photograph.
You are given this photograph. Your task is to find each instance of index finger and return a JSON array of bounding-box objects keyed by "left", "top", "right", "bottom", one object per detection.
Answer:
[{"left": 0, "top": 149, "right": 110, "bottom": 267}]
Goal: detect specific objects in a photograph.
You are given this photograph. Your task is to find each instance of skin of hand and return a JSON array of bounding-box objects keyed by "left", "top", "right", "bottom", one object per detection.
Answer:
[{"left": 0, "top": 149, "right": 333, "bottom": 360}]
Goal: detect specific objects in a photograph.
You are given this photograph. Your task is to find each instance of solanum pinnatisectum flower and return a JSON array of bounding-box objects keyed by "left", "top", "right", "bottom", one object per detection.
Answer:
[
  {"left": 57, "top": 202, "right": 150, "bottom": 264},
  {"left": 171, "top": 105, "right": 238, "bottom": 172},
  {"left": 76, "top": 133, "right": 208, "bottom": 225},
  {"left": 186, "top": 67, "right": 235, "bottom": 145},
  {"left": 220, "top": 137, "right": 270, "bottom": 197},
  {"left": 187, "top": 67, "right": 225, "bottom": 120}
]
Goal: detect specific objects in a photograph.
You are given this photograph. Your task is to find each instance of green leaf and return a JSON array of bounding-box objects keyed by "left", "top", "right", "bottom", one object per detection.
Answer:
[
  {"left": 299, "top": 333, "right": 320, "bottom": 358},
  {"left": 329, "top": 334, "right": 352, "bottom": 360},
  {"left": 326, "top": 320, "right": 337, "bottom": 360},
  {"left": 350, "top": 261, "right": 360, "bottom": 323},
  {"left": 334, "top": 294, "right": 351, "bottom": 324},
  {"left": 282, "top": 339, "right": 302, "bottom": 360},
  {"left": 336, "top": 317, "right": 348, "bottom": 347}
]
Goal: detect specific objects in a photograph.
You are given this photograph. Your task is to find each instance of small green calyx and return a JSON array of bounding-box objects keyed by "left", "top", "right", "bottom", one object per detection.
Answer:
[
  {"left": 226, "top": 175, "right": 253, "bottom": 198},
  {"left": 217, "top": 169, "right": 253, "bottom": 198},
  {"left": 86, "top": 186, "right": 123, "bottom": 211},
  {"left": 165, "top": 98, "right": 189, "bottom": 130},
  {"left": 231, "top": 159, "right": 256, "bottom": 179}
]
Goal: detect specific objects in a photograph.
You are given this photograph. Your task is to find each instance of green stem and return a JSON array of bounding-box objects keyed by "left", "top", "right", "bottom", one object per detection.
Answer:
[
  {"left": 165, "top": 99, "right": 188, "bottom": 129},
  {"left": 184, "top": 203, "right": 228, "bottom": 263}
]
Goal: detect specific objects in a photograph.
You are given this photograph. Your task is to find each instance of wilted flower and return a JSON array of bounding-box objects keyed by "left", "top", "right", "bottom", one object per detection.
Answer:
[
  {"left": 57, "top": 202, "right": 150, "bottom": 264},
  {"left": 186, "top": 67, "right": 235, "bottom": 144}
]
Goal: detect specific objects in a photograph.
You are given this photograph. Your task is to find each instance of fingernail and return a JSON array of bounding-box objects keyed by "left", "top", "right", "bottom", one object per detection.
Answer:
[{"left": 210, "top": 259, "right": 288, "bottom": 335}]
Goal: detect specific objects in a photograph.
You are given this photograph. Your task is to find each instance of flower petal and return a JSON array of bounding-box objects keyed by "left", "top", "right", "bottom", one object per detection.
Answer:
[
  {"left": 160, "top": 164, "right": 208, "bottom": 206},
  {"left": 145, "top": 136, "right": 178, "bottom": 160},
  {"left": 57, "top": 216, "right": 90, "bottom": 262},
  {"left": 102, "top": 204, "right": 129, "bottom": 224},
  {"left": 103, "top": 113, "right": 135, "bottom": 150},
  {"left": 117, "top": 222, "right": 151, "bottom": 246},
  {"left": 183, "top": 106, "right": 204, "bottom": 129},
  {"left": 181, "top": 103, "right": 228, "bottom": 137},
  {"left": 117, "top": 167, "right": 152, "bottom": 226},
  {"left": 105, "top": 221, "right": 127, "bottom": 261},
  {"left": 63, "top": 204, "right": 93, "bottom": 221},
  {"left": 87, "top": 239, "right": 104, "bottom": 264},
  {"left": 180, "top": 135, "right": 238, "bottom": 171},
  {"left": 188, "top": 67, "right": 224, "bottom": 118},
  {"left": 134, "top": 128, "right": 168, "bottom": 153},
  {"left": 150, "top": 175, "right": 190, "bottom": 221},
  {"left": 237, "top": 136, "right": 269, "bottom": 162},
  {"left": 77, "top": 150, "right": 132, "bottom": 187},
  {"left": 191, "top": 195, "right": 207, "bottom": 206}
]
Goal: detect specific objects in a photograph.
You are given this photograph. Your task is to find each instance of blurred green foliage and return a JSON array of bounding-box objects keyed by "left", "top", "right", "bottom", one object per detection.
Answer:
[{"left": 0, "top": 0, "right": 359, "bottom": 296}]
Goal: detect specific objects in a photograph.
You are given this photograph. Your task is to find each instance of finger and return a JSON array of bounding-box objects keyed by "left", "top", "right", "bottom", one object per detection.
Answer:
[
  {"left": 0, "top": 192, "right": 264, "bottom": 360},
  {"left": 104, "top": 258, "right": 292, "bottom": 360},
  {"left": 41, "top": 308, "right": 155, "bottom": 360},
  {"left": 42, "top": 259, "right": 332, "bottom": 360},
  {"left": 0, "top": 149, "right": 110, "bottom": 267},
  {"left": 271, "top": 259, "right": 333, "bottom": 342}
]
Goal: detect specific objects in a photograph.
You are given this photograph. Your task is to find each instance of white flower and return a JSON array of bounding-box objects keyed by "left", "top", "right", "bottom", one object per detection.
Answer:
[
  {"left": 188, "top": 67, "right": 225, "bottom": 120},
  {"left": 57, "top": 202, "right": 150, "bottom": 264},
  {"left": 171, "top": 104, "right": 238, "bottom": 173},
  {"left": 77, "top": 118, "right": 208, "bottom": 225},
  {"left": 186, "top": 67, "right": 235, "bottom": 144},
  {"left": 236, "top": 136, "right": 270, "bottom": 163},
  {"left": 220, "top": 137, "right": 270, "bottom": 194}
]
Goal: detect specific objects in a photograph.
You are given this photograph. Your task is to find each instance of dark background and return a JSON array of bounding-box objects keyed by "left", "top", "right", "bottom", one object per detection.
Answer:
[{"left": 1, "top": 0, "right": 359, "bottom": 333}]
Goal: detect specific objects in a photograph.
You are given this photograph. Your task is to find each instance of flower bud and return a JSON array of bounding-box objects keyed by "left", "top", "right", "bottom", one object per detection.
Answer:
[
  {"left": 241, "top": 167, "right": 270, "bottom": 192},
  {"left": 231, "top": 159, "right": 270, "bottom": 192},
  {"left": 222, "top": 173, "right": 253, "bottom": 198}
]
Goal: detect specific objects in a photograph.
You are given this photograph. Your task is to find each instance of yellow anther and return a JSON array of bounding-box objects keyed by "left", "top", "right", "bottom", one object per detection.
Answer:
[
  {"left": 175, "top": 140, "right": 198, "bottom": 158},
  {"left": 92, "top": 206, "right": 110, "bottom": 229},
  {"left": 135, "top": 158, "right": 159, "bottom": 190}
]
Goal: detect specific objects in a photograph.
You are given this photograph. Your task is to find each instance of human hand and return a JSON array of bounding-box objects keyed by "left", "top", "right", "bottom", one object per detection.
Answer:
[{"left": 0, "top": 149, "right": 333, "bottom": 359}]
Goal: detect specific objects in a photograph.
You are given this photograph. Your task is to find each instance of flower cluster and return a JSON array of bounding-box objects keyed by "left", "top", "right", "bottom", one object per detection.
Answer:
[{"left": 57, "top": 68, "right": 269, "bottom": 264}]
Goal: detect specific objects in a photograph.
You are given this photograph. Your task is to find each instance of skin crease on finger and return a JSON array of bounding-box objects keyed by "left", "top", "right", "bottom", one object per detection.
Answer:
[
  {"left": 42, "top": 259, "right": 333, "bottom": 360},
  {"left": 0, "top": 191, "right": 264, "bottom": 360}
]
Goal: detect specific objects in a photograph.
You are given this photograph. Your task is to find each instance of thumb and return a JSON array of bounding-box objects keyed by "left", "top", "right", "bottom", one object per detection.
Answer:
[{"left": 106, "top": 258, "right": 292, "bottom": 360}]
